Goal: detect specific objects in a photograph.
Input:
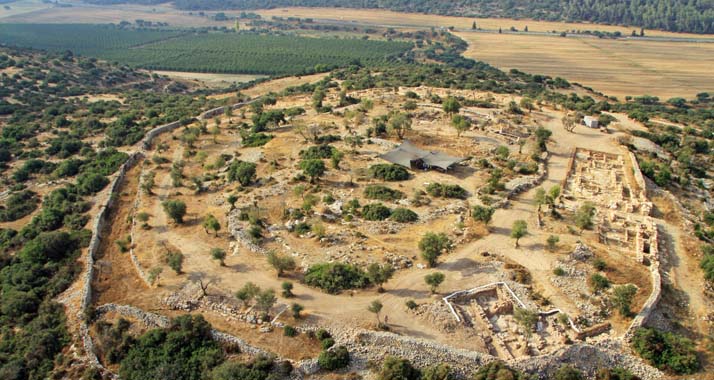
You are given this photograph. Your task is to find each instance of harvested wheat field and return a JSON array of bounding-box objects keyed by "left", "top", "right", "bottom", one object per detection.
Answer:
[{"left": 457, "top": 32, "right": 714, "bottom": 99}]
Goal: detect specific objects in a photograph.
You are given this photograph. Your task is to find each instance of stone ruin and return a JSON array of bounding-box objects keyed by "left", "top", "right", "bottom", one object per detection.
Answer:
[{"left": 443, "top": 283, "right": 577, "bottom": 360}]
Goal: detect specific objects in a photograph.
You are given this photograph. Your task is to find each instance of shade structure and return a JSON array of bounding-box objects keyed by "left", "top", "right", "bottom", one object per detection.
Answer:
[{"left": 379, "top": 141, "right": 464, "bottom": 171}]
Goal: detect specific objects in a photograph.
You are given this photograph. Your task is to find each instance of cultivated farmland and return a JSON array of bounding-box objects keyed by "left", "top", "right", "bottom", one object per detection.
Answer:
[{"left": 0, "top": 24, "right": 413, "bottom": 75}]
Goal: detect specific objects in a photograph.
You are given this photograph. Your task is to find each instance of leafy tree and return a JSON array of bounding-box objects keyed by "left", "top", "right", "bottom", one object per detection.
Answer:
[
  {"left": 227, "top": 194, "right": 238, "bottom": 211},
  {"left": 203, "top": 214, "right": 220, "bottom": 236},
  {"left": 228, "top": 161, "right": 257, "bottom": 186},
  {"left": 210, "top": 248, "right": 226, "bottom": 266},
  {"left": 162, "top": 200, "right": 187, "bottom": 224},
  {"left": 266, "top": 250, "right": 296, "bottom": 276},
  {"left": 304, "top": 262, "right": 368, "bottom": 294},
  {"left": 255, "top": 289, "right": 277, "bottom": 315},
  {"left": 424, "top": 272, "right": 445, "bottom": 294},
  {"left": 554, "top": 365, "right": 584, "bottom": 380},
  {"left": 366, "top": 263, "right": 395, "bottom": 292},
  {"left": 148, "top": 267, "right": 163, "bottom": 286},
  {"left": 510, "top": 220, "right": 528, "bottom": 247},
  {"left": 390, "top": 207, "right": 418, "bottom": 223},
  {"left": 520, "top": 97, "right": 535, "bottom": 113},
  {"left": 369, "top": 164, "right": 409, "bottom": 181},
  {"left": 235, "top": 282, "right": 260, "bottom": 306},
  {"left": 595, "top": 367, "right": 639, "bottom": 380},
  {"left": 473, "top": 361, "right": 528, "bottom": 380},
  {"left": 299, "top": 159, "right": 326, "bottom": 183},
  {"left": 377, "top": 356, "right": 420, "bottom": 380},
  {"left": 387, "top": 112, "right": 412, "bottom": 139},
  {"left": 362, "top": 203, "right": 392, "bottom": 221},
  {"left": 632, "top": 327, "right": 699, "bottom": 374},
  {"left": 291, "top": 303, "right": 304, "bottom": 319},
  {"left": 118, "top": 315, "right": 223, "bottom": 380},
  {"left": 546, "top": 235, "right": 560, "bottom": 251},
  {"left": 368, "top": 300, "right": 383, "bottom": 324},
  {"left": 422, "top": 363, "right": 454, "bottom": 380},
  {"left": 611, "top": 284, "right": 638, "bottom": 317},
  {"left": 472, "top": 205, "right": 494, "bottom": 225},
  {"left": 574, "top": 201, "right": 596, "bottom": 231},
  {"left": 589, "top": 273, "right": 610, "bottom": 292},
  {"left": 281, "top": 281, "right": 294, "bottom": 297},
  {"left": 167, "top": 251, "right": 184, "bottom": 274},
  {"left": 317, "top": 346, "right": 350, "bottom": 371},
  {"left": 419, "top": 232, "right": 450, "bottom": 267},
  {"left": 514, "top": 307, "right": 539, "bottom": 337},
  {"left": 442, "top": 96, "right": 461, "bottom": 117},
  {"left": 451, "top": 114, "right": 469, "bottom": 137}
]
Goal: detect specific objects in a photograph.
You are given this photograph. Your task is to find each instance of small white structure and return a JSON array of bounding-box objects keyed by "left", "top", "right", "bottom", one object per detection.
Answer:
[{"left": 583, "top": 116, "right": 599, "bottom": 129}]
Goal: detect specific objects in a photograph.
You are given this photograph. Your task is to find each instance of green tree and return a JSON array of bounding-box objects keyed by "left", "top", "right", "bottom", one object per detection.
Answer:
[
  {"left": 210, "top": 248, "right": 226, "bottom": 266},
  {"left": 546, "top": 235, "right": 560, "bottom": 251},
  {"left": 424, "top": 272, "right": 445, "bottom": 294},
  {"left": 419, "top": 232, "right": 450, "bottom": 267},
  {"left": 255, "top": 289, "right": 277, "bottom": 315},
  {"left": 203, "top": 214, "right": 220, "bottom": 236},
  {"left": 228, "top": 161, "right": 257, "bottom": 186},
  {"left": 227, "top": 194, "right": 238, "bottom": 211},
  {"left": 291, "top": 303, "right": 304, "bottom": 319},
  {"left": 148, "top": 267, "right": 163, "bottom": 286},
  {"left": 235, "top": 282, "right": 260, "bottom": 306},
  {"left": 575, "top": 201, "right": 596, "bottom": 232},
  {"left": 377, "top": 356, "right": 420, "bottom": 380},
  {"left": 554, "top": 365, "right": 584, "bottom": 380},
  {"left": 366, "top": 263, "right": 395, "bottom": 292},
  {"left": 519, "top": 97, "right": 535, "bottom": 113},
  {"left": 162, "top": 199, "right": 187, "bottom": 224},
  {"left": 451, "top": 114, "right": 469, "bottom": 137},
  {"left": 442, "top": 96, "right": 461, "bottom": 118},
  {"left": 422, "top": 363, "right": 454, "bottom": 380},
  {"left": 611, "top": 284, "right": 638, "bottom": 317},
  {"left": 368, "top": 300, "right": 383, "bottom": 325},
  {"left": 472, "top": 205, "right": 495, "bottom": 225},
  {"left": 387, "top": 111, "right": 412, "bottom": 139},
  {"left": 267, "top": 250, "right": 296, "bottom": 276},
  {"left": 167, "top": 251, "right": 184, "bottom": 274},
  {"left": 299, "top": 159, "right": 326, "bottom": 183},
  {"left": 511, "top": 220, "right": 528, "bottom": 247},
  {"left": 513, "top": 307, "right": 538, "bottom": 337},
  {"left": 282, "top": 281, "right": 294, "bottom": 297}
]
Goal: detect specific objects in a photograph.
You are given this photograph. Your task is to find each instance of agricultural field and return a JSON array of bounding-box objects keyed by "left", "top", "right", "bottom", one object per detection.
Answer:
[
  {"left": 0, "top": 24, "right": 413, "bottom": 75},
  {"left": 456, "top": 32, "right": 714, "bottom": 100}
]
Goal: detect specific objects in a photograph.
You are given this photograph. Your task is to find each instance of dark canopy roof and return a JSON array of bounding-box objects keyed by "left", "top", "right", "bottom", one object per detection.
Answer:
[{"left": 379, "top": 141, "right": 465, "bottom": 171}]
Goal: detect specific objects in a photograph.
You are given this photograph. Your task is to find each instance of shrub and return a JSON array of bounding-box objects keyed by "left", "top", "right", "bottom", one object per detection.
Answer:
[
  {"left": 424, "top": 272, "right": 445, "bottom": 293},
  {"left": 227, "top": 161, "right": 257, "bottom": 186},
  {"left": 589, "top": 273, "right": 610, "bottom": 292},
  {"left": 419, "top": 232, "right": 451, "bottom": 267},
  {"left": 632, "top": 327, "right": 699, "bottom": 374},
  {"left": 425, "top": 183, "right": 467, "bottom": 199},
  {"left": 390, "top": 207, "right": 418, "bottom": 223},
  {"left": 317, "top": 346, "right": 350, "bottom": 371},
  {"left": 553, "top": 267, "right": 566, "bottom": 276},
  {"left": 554, "top": 365, "right": 583, "bottom": 380},
  {"left": 592, "top": 258, "right": 608, "bottom": 271},
  {"left": 595, "top": 367, "right": 639, "bottom": 380},
  {"left": 364, "top": 185, "right": 405, "bottom": 201},
  {"left": 321, "top": 337, "right": 335, "bottom": 349},
  {"left": 362, "top": 203, "right": 392, "bottom": 221},
  {"left": 304, "top": 262, "right": 369, "bottom": 294},
  {"left": 300, "top": 145, "right": 337, "bottom": 159},
  {"left": 167, "top": 251, "right": 184, "bottom": 274},
  {"left": 472, "top": 205, "right": 494, "bottom": 225},
  {"left": 473, "top": 361, "right": 528, "bottom": 380},
  {"left": 369, "top": 164, "right": 409, "bottom": 181},
  {"left": 294, "top": 222, "right": 311, "bottom": 235},
  {"left": 162, "top": 200, "right": 187, "bottom": 224},
  {"left": 76, "top": 172, "right": 109, "bottom": 195},
  {"left": 266, "top": 250, "right": 296, "bottom": 276},
  {"left": 422, "top": 363, "right": 454, "bottom": 380},
  {"left": 405, "top": 300, "right": 418, "bottom": 310},
  {"left": 377, "top": 356, "right": 420, "bottom": 380},
  {"left": 611, "top": 284, "right": 638, "bottom": 317},
  {"left": 0, "top": 190, "right": 39, "bottom": 222},
  {"left": 315, "top": 329, "right": 332, "bottom": 341},
  {"left": 283, "top": 325, "right": 298, "bottom": 337},
  {"left": 700, "top": 251, "right": 714, "bottom": 281},
  {"left": 242, "top": 132, "right": 273, "bottom": 147},
  {"left": 299, "top": 159, "right": 326, "bottom": 182}
]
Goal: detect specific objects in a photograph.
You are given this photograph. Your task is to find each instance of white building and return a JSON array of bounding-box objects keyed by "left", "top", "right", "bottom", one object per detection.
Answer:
[{"left": 583, "top": 116, "right": 599, "bottom": 128}]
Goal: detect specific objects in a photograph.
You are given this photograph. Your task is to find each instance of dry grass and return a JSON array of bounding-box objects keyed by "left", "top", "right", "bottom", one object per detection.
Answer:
[
  {"left": 153, "top": 70, "right": 265, "bottom": 88},
  {"left": 256, "top": 7, "right": 712, "bottom": 38},
  {"left": 456, "top": 32, "right": 714, "bottom": 99}
]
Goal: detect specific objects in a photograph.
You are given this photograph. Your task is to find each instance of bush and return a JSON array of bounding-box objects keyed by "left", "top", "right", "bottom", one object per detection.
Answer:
[
  {"left": 362, "top": 203, "right": 392, "bottom": 221},
  {"left": 227, "top": 160, "right": 257, "bottom": 186},
  {"left": 554, "top": 365, "right": 583, "bottom": 380},
  {"left": 592, "top": 258, "right": 608, "bottom": 271},
  {"left": 300, "top": 145, "right": 337, "bottom": 159},
  {"left": 553, "top": 267, "right": 566, "bottom": 276},
  {"left": 422, "top": 363, "right": 454, "bottom": 380},
  {"left": 632, "top": 327, "right": 699, "bottom": 374},
  {"left": 364, "top": 185, "right": 404, "bottom": 201},
  {"left": 425, "top": 183, "right": 467, "bottom": 199},
  {"left": 701, "top": 251, "right": 714, "bottom": 282},
  {"left": 315, "top": 329, "right": 332, "bottom": 341},
  {"left": 304, "top": 262, "right": 369, "bottom": 294},
  {"left": 369, "top": 164, "right": 409, "bottom": 181},
  {"left": 162, "top": 200, "right": 187, "bottom": 224},
  {"left": 76, "top": 172, "right": 109, "bottom": 195},
  {"left": 390, "top": 207, "right": 418, "bottom": 223},
  {"left": 0, "top": 190, "right": 39, "bottom": 222},
  {"left": 589, "top": 273, "right": 610, "bottom": 292},
  {"left": 611, "top": 284, "right": 638, "bottom": 317},
  {"left": 377, "top": 356, "right": 420, "bottom": 380},
  {"left": 473, "top": 361, "right": 529, "bottom": 380},
  {"left": 320, "top": 337, "right": 335, "bottom": 349},
  {"left": 405, "top": 300, "right": 418, "bottom": 310},
  {"left": 595, "top": 367, "right": 639, "bottom": 380},
  {"left": 283, "top": 325, "right": 298, "bottom": 337},
  {"left": 419, "top": 232, "right": 451, "bottom": 267},
  {"left": 242, "top": 132, "right": 273, "bottom": 147},
  {"left": 317, "top": 346, "right": 350, "bottom": 371},
  {"left": 472, "top": 205, "right": 494, "bottom": 225}
]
